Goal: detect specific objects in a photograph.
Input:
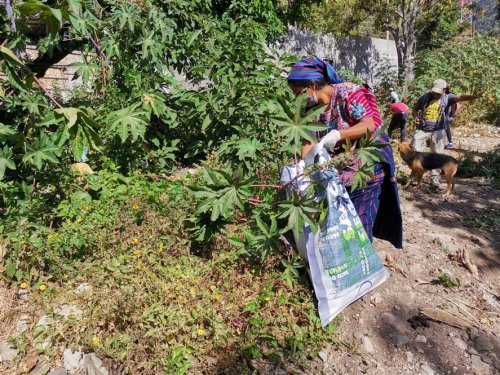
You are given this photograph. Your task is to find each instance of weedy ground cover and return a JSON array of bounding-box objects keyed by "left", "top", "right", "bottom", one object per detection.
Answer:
[{"left": 1, "top": 171, "right": 337, "bottom": 374}]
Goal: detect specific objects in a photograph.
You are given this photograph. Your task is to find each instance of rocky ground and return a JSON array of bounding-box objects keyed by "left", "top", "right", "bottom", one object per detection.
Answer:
[
  {"left": 1, "top": 124, "right": 499, "bottom": 375},
  {"left": 299, "top": 125, "right": 500, "bottom": 375}
]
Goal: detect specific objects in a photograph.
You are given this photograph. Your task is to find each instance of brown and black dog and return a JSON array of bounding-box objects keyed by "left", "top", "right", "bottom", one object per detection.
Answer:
[{"left": 398, "top": 143, "right": 458, "bottom": 195}]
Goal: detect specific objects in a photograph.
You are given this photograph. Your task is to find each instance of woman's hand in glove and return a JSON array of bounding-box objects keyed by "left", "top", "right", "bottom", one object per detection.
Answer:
[{"left": 319, "top": 130, "right": 341, "bottom": 148}]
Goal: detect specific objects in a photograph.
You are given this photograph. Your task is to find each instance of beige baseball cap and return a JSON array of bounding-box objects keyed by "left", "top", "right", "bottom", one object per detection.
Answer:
[{"left": 431, "top": 79, "right": 447, "bottom": 94}]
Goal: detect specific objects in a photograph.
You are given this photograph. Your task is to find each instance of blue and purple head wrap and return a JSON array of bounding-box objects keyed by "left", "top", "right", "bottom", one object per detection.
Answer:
[{"left": 288, "top": 57, "right": 343, "bottom": 84}]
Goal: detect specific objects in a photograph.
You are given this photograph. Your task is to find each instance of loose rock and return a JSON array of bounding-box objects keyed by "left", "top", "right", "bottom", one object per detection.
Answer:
[
  {"left": 17, "top": 289, "right": 28, "bottom": 300},
  {"left": 474, "top": 335, "right": 495, "bottom": 352},
  {"left": 452, "top": 337, "right": 468, "bottom": 351},
  {"left": 47, "top": 369, "right": 67, "bottom": 375},
  {"left": 481, "top": 354, "right": 493, "bottom": 365},
  {"left": 353, "top": 330, "right": 364, "bottom": 340},
  {"left": 35, "top": 315, "right": 52, "bottom": 329},
  {"left": 17, "top": 314, "right": 31, "bottom": 333},
  {"left": 494, "top": 358, "right": 500, "bottom": 371},
  {"left": 468, "top": 347, "right": 479, "bottom": 355},
  {"left": 393, "top": 335, "right": 410, "bottom": 347},
  {"left": 317, "top": 351, "right": 328, "bottom": 362},
  {"left": 55, "top": 304, "right": 82, "bottom": 319},
  {"left": 83, "top": 353, "right": 109, "bottom": 375},
  {"left": 415, "top": 335, "right": 427, "bottom": 343},
  {"left": 381, "top": 312, "right": 396, "bottom": 325},
  {"left": 29, "top": 361, "right": 50, "bottom": 375},
  {"left": 362, "top": 337, "right": 374, "bottom": 353},
  {"left": 370, "top": 292, "right": 383, "bottom": 305},
  {"left": 75, "top": 283, "right": 92, "bottom": 293},
  {"left": 405, "top": 351, "right": 414, "bottom": 363},
  {"left": 0, "top": 342, "right": 19, "bottom": 362},
  {"left": 471, "top": 355, "right": 490, "bottom": 374},
  {"left": 63, "top": 349, "right": 84, "bottom": 372},
  {"left": 420, "top": 364, "right": 435, "bottom": 375}
]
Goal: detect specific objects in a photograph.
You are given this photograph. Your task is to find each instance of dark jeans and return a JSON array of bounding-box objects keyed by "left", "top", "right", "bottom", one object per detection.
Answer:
[
  {"left": 388, "top": 112, "right": 407, "bottom": 142},
  {"left": 445, "top": 119, "right": 453, "bottom": 143}
]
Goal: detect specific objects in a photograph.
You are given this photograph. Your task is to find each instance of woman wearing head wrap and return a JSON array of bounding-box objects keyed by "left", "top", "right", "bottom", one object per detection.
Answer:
[{"left": 288, "top": 57, "right": 402, "bottom": 249}]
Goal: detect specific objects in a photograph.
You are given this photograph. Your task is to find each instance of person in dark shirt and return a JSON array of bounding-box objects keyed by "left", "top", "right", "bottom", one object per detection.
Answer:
[{"left": 413, "top": 79, "right": 482, "bottom": 186}]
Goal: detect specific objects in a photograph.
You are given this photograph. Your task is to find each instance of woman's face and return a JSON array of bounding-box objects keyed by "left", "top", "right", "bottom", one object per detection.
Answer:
[{"left": 290, "top": 84, "right": 312, "bottom": 97}]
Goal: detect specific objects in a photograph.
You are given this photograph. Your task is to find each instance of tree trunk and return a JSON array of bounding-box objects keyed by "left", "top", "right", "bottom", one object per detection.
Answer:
[
  {"left": 5, "top": 0, "right": 16, "bottom": 32},
  {"left": 387, "top": 0, "right": 424, "bottom": 98},
  {"left": 27, "top": 39, "right": 86, "bottom": 78}
]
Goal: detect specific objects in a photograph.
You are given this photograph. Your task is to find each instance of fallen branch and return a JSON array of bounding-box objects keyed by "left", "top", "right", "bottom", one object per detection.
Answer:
[
  {"left": 413, "top": 278, "right": 431, "bottom": 288},
  {"left": 279, "top": 234, "right": 295, "bottom": 259},
  {"left": 420, "top": 308, "right": 475, "bottom": 331},
  {"left": 452, "top": 247, "right": 479, "bottom": 278},
  {"left": 384, "top": 253, "right": 408, "bottom": 278},
  {"left": 446, "top": 299, "right": 481, "bottom": 327}
]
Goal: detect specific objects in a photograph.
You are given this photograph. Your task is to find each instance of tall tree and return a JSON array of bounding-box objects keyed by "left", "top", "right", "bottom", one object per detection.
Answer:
[
  {"left": 284, "top": 0, "right": 459, "bottom": 97},
  {"left": 371, "top": 0, "right": 457, "bottom": 97}
]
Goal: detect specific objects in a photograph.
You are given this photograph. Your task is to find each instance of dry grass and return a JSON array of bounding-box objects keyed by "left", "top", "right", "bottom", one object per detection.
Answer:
[{"left": 0, "top": 280, "right": 20, "bottom": 343}]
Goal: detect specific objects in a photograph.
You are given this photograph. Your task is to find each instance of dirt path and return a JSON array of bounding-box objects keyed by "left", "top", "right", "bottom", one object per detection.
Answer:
[{"left": 303, "top": 127, "right": 500, "bottom": 375}]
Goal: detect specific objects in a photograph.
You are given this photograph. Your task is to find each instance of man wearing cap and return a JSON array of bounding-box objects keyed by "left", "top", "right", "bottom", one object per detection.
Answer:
[{"left": 412, "top": 79, "right": 482, "bottom": 187}]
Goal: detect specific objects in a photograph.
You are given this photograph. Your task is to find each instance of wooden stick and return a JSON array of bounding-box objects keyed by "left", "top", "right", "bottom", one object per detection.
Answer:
[{"left": 32, "top": 75, "right": 63, "bottom": 108}]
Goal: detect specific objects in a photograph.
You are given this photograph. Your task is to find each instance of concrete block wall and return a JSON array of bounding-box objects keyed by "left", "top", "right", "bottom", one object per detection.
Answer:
[
  {"left": 25, "top": 45, "right": 84, "bottom": 98},
  {"left": 273, "top": 26, "right": 398, "bottom": 88}
]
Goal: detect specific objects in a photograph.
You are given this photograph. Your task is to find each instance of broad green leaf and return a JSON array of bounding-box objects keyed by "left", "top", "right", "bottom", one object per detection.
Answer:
[
  {"left": 201, "top": 114, "right": 211, "bottom": 131},
  {"left": 0, "top": 46, "right": 27, "bottom": 69},
  {"left": 188, "top": 30, "right": 202, "bottom": 46},
  {"left": 23, "top": 133, "right": 62, "bottom": 169},
  {"left": 273, "top": 95, "right": 327, "bottom": 146},
  {"left": 0, "top": 123, "right": 17, "bottom": 137},
  {"left": 71, "top": 190, "right": 92, "bottom": 204},
  {"left": 0, "top": 146, "right": 16, "bottom": 179},
  {"left": 54, "top": 107, "right": 102, "bottom": 159},
  {"left": 108, "top": 105, "right": 149, "bottom": 143},
  {"left": 16, "top": 0, "right": 66, "bottom": 35},
  {"left": 69, "top": 61, "right": 99, "bottom": 85},
  {"left": 55, "top": 107, "right": 79, "bottom": 128},
  {"left": 5, "top": 262, "right": 16, "bottom": 279}
]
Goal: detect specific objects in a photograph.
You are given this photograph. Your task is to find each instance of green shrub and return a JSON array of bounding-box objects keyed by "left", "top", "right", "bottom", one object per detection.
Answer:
[
  {"left": 1, "top": 171, "right": 337, "bottom": 374},
  {"left": 410, "top": 35, "right": 500, "bottom": 125},
  {"left": 457, "top": 145, "right": 500, "bottom": 180}
]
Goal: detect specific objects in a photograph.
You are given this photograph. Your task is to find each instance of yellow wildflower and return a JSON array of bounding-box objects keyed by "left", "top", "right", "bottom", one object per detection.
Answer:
[
  {"left": 197, "top": 328, "right": 205, "bottom": 336},
  {"left": 92, "top": 337, "right": 101, "bottom": 346},
  {"left": 132, "top": 204, "right": 140, "bottom": 210},
  {"left": 39, "top": 284, "right": 47, "bottom": 291},
  {"left": 133, "top": 249, "right": 141, "bottom": 256},
  {"left": 214, "top": 294, "right": 222, "bottom": 301},
  {"left": 131, "top": 238, "right": 139, "bottom": 245},
  {"left": 76, "top": 217, "right": 83, "bottom": 223},
  {"left": 20, "top": 282, "right": 28, "bottom": 289},
  {"left": 84, "top": 206, "right": 90, "bottom": 212},
  {"left": 194, "top": 277, "right": 201, "bottom": 284}
]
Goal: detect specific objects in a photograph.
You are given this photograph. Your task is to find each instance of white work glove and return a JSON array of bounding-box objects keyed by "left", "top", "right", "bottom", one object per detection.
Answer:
[
  {"left": 296, "top": 160, "right": 305, "bottom": 175},
  {"left": 319, "top": 130, "right": 341, "bottom": 149}
]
